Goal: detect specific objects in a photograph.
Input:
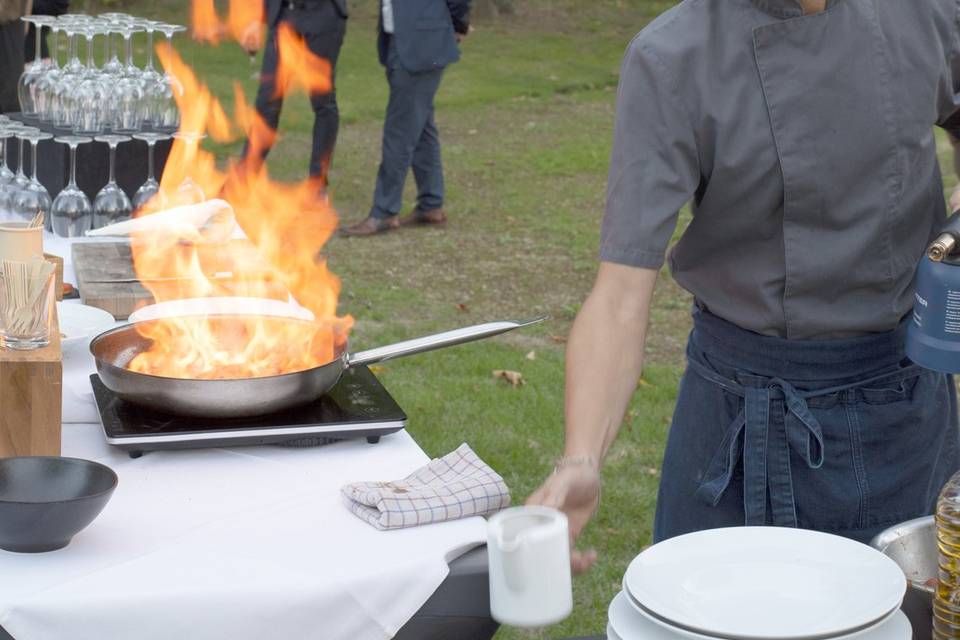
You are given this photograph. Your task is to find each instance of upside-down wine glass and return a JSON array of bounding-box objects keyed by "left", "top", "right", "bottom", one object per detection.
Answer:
[
  {"left": 93, "top": 134, "right": 133, "bottom": 228},
  {"left": 12, "top": 127, "right": 34, "bottom": 196},
  {"left": 155, "top": 23, "right": 187, "bottom": 129},
  {"left": 19, "top": 16, "right": 53, "bottom": 117},
  {"left": 0, "top": 123, "right": 19, "bottom": 221},
  {"left": 51, "top": 135, "right": 93, "bottom": 237},
  {"left": 132, "top": 132, "right": 171, "bottom": 211},
  {"left": 12, "top": 130, "right": 54, "bottom": 224},
  {"left": 171, "top": 131, "right": 206, "bottom": 206},
  {"left": 52, "top": 23, "right": 83, "bottom": 130},
  {"left": 138, "top": 20, "right": 164, "bottom": 126},
  {"left": 73, "top": 23, "right": 108, "bottom": 135},
  {"left": 36, "top": 21, "right": 63, "bottom": 123},
  {"left": 113, "top": 22, "right": 145, "bottom": 133}
]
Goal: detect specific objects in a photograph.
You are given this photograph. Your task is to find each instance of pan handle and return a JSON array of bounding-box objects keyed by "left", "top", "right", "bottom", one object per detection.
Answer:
[{"left": 346, "top": 316, "right": 548, "bottom": 367}]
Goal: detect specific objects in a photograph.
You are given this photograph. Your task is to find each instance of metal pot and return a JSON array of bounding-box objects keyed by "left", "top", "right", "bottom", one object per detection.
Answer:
[
  {"left": 90, "top": 315, "right": 546, "bottom": 419},
  {"left": 870, "top": 516, "right": 935, "bottom": 640}
]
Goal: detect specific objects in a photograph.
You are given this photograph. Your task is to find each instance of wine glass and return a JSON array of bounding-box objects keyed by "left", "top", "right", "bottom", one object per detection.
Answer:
[
  {"left": 73, "top": 23, "right": 109, "bottom": 135},
  {"left": 132, "top": 132, "right": 170, "bottom": 211},
  {"left": 12, "top": 130, "right": 54, "bottom": 223},
  {"left": 155, "top": 23, "right": 187, "bottom": 129},
  {"left": 52, "top": 22, "right": 84, "bottom": 130},
  {"left": 51, "top": 135, "right": 93, "bottom": 237},
  {"left": 12, "top": 127, "right": 35, "bottom": 196},
  {"left": 113, "top": 22, "right": 145, "bottom": 133},
  {"left": 171, "top": 131, "right": 207, "bottom": 206},
  {"left": 0, "top": 124, "right": 20, "bottom": 220},
  {"left": 93, "top": 134, "right": 133, "bottom": 228},
  {"left": 138, "top": 20, "right": 165, "bottom": 126},
  {"left": 19, "top": 16, "right": 54, "bottom": 117},
  {"left": 36, "top": 21, "right": 63, "bottom": 122}
]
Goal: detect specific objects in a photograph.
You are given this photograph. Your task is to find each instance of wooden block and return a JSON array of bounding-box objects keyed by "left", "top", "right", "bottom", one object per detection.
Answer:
[
  {"left": 44, "top": 253, "right": 64, "bottom": 302},
  {"left": 0, "top": 315, "right": 62, "bottom": 457}
]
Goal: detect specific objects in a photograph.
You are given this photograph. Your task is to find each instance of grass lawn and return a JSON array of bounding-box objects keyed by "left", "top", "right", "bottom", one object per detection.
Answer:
[{"left": 88, "top": 0, "right": 960, "bottom": 636}]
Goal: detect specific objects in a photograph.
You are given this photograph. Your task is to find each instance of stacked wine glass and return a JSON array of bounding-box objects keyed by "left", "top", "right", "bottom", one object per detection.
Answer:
[
  {"left": 18, "top": 12, "right": 186, "bottom": 133},
  {"left": 1, "top": 13, "right": 183, "bottom": 235}
]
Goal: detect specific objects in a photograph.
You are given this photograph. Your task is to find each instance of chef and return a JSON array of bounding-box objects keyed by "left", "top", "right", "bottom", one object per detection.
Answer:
[{"left": 527, "top": 0, "right": 960, "bottom": 573}]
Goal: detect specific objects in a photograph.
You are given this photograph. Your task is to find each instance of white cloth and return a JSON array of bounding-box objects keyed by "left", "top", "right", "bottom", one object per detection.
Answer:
[
  {"left": 7, "top": 237, "right": 488, "bottom": 640},
  {"left": 0, "top": 428, "right": 486, "bottom": 640},
  {"left": 343, "top": 443, "right": 510, "bottom": 530},
  {"left": 382, "top": 0, "right": 394, "bottom": 33}
]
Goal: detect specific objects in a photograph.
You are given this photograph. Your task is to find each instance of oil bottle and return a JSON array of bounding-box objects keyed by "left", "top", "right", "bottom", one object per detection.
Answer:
[{"left": 935, "top": 471, "right": 960, "bottom": 638}]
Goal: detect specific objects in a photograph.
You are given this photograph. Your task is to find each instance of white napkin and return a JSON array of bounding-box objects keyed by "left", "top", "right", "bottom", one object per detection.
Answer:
[
  {"left": 85, "top": 199, "right": 238, "bottom": 241},
  {"left": 342, "top": 443, "right": 511, "bottom": 530}
]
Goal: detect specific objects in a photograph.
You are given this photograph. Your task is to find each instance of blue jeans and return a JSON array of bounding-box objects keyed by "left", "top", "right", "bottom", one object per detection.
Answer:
[
  {"left": 370, "top": 37, "right": 445, "bottom": 219},
  {"left": 653, "top": 307, "right": 960, "bottom": 543}
]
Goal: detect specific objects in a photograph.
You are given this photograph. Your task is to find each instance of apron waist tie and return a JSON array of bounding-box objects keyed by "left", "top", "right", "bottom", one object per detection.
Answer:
[{"left": 687, "top": 356, "right": 921, "bottom": 527}]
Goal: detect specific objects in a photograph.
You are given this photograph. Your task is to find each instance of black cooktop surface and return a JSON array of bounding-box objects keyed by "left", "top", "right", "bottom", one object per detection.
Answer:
[{"left": 91, "top": 365, "right": 407, "bottom": 457}]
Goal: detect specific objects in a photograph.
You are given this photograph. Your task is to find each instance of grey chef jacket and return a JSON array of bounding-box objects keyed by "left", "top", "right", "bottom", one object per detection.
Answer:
[{"left": 600, "top": 0, "right": 960, "bottom": 339}]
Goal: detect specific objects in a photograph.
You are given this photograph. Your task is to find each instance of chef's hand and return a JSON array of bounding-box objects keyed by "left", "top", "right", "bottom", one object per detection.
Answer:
[
  {"left": 526, "top": 464, "right": 601, "bottom": 574},
  {"left": 240, "top": 22, "right": 263, "bottom": 56}
]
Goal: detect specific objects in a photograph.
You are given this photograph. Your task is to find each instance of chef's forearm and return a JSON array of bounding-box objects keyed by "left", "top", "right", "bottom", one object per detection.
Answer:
[{"left": 563, "top": 262, "right": 657, "bottom": 467}]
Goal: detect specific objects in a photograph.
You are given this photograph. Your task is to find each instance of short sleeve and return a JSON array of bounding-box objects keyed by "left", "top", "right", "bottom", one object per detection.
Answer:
[
  {"left": 937, "top": 0, "right": 960, "bottom": 135},
  {"left": 600, "top": 38, "right": 700, "bottom": 270}
]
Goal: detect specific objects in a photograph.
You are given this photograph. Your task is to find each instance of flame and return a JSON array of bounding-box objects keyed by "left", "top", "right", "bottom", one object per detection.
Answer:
[
  {"left": 227, "top": 1, "right": 265, "bottom": 44},
  {"left": 191, "top": 0, "right": 223, "bottom": 44},
  {"left": 273, "top": 24, "right": 332, "bottom": 99},
  {"left": 128, "top": 25, "right": 351, "bottom": 381}
]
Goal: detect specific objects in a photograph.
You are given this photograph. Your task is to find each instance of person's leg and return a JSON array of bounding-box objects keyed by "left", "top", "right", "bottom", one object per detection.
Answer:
[
  {"left": 369, "top": 44, "right": 443, "bottom": 220},
  {"left": 305, "top": 23, "right": 346, "bottom": 182},
  {"left": 242, "top": 27, "right": 283, "bottom": 166},
  {"left": 410, "top": 89, "right": 445, "bottom": 213}
]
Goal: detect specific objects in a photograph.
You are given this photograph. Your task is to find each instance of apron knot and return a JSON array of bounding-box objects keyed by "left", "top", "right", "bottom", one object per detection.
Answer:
[{"left": 689, "top": 359, "right": 826, "bottom": 528}]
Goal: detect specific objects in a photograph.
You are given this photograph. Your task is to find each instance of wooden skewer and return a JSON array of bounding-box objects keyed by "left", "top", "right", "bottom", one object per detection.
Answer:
[
  {"left": 1, "top": 257, "right": 55, "bottom": 338},
  {"left": 28, "top": 211, "right": 44, "bottom": 229}
]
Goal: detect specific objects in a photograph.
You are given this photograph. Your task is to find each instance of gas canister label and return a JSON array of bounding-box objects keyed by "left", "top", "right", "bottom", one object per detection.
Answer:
[{"left": 946, "top": 291, "right": 960, "bottom": 334}]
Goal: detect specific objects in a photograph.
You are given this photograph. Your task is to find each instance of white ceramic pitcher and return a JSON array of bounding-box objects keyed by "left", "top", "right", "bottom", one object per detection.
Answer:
[{"left": 487, "top": 505, "right": 573, "bottom": 627}]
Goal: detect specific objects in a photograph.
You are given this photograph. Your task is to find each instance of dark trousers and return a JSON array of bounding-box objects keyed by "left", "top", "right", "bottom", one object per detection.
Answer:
[
  {"left": 251, "top": 16, "right": 346, "bottom": 180},
  {"left": 370, "top": 37, "right": 445, "bottom": 219},
  {"left": 654, "top": 307, "right": 960, "bottom": 544},
  {"left": 0, "top": 21, "right": 24, "bottom": 113}
]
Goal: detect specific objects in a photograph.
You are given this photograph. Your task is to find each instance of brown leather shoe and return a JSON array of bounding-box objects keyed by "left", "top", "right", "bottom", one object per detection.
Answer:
[
  {"left": 398, "top": 207, "right": 448, "bottom": 227},
  {"left": 339, "top": 215, "right": 400, "bottom": 237}
]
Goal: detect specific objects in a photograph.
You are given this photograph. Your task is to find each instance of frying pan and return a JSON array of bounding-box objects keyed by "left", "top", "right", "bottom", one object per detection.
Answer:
[{"left": 90, "top": 315, "right": 546, "bottom": 419}]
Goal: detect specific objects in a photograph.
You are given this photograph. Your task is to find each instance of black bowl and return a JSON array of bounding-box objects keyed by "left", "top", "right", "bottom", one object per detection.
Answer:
[{"left": 0, "top": 457, "right": 118, "bottom": 553}]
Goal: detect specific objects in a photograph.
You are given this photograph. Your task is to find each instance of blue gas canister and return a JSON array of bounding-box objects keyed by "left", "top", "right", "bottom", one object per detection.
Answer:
[{"left": 906, "top": 214, "right": 960, "bottom": 373}]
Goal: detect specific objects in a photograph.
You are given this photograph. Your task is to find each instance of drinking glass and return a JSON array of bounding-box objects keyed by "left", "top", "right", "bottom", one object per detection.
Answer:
[
  {"left": 36, "top": 22, "right": 63, "bottom": 122},
  {"left": 19, "top": 16, "right": 54, "bottom": 117},
  {"left": 132, "top": 132, "right": 170, "bottom": 211},
  {"left": 12, "top": 127, "right": 35, "bottom": 196},
  {"left": 0, "top": 125, "right": 20, "bottom": 221},
  {"left": 52, "top": 23, "right": 83, "bottom": 129},
  {"left": 0, "top": 264, "right": 56, "bottom": 351},
  {"left": 172, "top": 132, "right": 206, "bottom": 206},
  {"left": 93, "top": 134, "right": 133, "bottom": 228},
  {"left": 155, "top": 24, "right": 187, "bottom": 129},
  {"left": 50, "top": 136, "right": 93, "bottom": 237},
  {"left": 73, "top": 24, "right": 108, "bottom": 135},
  {"left": 138, "top": 20, "right": 165, "bottom": 126},
  {"left": 113, "top": 22, "right": 145, "bottom": 133},
  {"left": 12, "top": 130, "right": 54, "bottom": 224}
]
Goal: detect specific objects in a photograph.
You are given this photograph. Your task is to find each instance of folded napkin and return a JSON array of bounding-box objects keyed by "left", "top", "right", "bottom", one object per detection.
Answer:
[{"left": 342, "top": 443, "right": 511, "bottom": 530}]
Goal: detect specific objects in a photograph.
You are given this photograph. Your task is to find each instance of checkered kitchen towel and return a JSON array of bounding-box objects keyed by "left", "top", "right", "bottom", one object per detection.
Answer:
[{"left": 341, "top": 443, "right": 511, "bottom": 530}]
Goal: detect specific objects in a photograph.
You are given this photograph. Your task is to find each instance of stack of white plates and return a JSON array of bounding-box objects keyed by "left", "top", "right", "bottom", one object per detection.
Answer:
[{"left": 608, "top": 527, "right": 912, "bottom": 640}]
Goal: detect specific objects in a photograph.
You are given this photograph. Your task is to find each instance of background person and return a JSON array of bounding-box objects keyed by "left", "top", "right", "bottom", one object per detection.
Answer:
[
  {"left": 0, "top": 0, "right": 27, "bottom": 113},
  {"left": 241, "top": 0, "right": 348, "bottom": 184},
  {"left": 340, "top": 0, "right": 471, "bottom": 237}
]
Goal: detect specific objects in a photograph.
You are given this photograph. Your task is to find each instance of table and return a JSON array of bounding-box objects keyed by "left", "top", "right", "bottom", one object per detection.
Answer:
[
  {"left": 0, "top": 239, "right": 499, "bottom": 640},
  {"left": 3, "top": 113, "right": 174, "bottom": 203}
]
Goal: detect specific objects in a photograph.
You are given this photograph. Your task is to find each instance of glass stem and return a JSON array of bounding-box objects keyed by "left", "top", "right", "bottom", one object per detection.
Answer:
[
  {"left": 69, "top": 145, "right": 78, "bottom": 188},
  {"left": 0, "top": 139, "right": 5, "bottom": 170},
  {"left": 68, "top": 32, "right": 78, "bottom": 66},
  {"left": 30, "top": 142, "right": 38, "bottom": 181},
  {"left": 146, "top": 31, "right": 155, "bottom": 71},
  {"left": 17, "top": 140, "right": 25, "bottom": 177},
  {"left": 103, "top": 32, "right": 110, "bottom": 67},
  {"left": 33, "top": 25, "right": 41, "bottom": 63},
  {"left": 51, "top": 30, "right": 60, "bottom": 68},
  {"left": 86, "top": 36, "right": 95, "bottom": 68},
  {"left": 108, "top": 145, "right": 117, "bottom": 184},
  {"left": 147, "top": 142, "right": 155, "bottom": 181},
  {"left": 125, "top": 34, "right": 133, "bottom": 68}
]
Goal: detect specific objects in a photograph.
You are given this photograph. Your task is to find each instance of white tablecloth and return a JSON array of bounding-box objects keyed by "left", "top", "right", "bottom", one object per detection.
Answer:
[{"left": 0, "top": 237, "right": 488, "bottom": 640}]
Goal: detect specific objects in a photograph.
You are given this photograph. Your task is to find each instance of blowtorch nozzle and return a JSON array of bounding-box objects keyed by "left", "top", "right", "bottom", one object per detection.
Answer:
[{"left": 929, "top": 233, "right": 957, "bottom": 262}]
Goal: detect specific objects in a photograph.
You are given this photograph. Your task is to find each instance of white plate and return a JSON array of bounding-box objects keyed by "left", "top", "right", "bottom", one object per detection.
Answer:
[
  {"left": 623, "top": 527, "right": 906, "bottom": 640},
  {"left": 57, "top": 302, "right": 116, "bottom": 345},
  {"left": 608, "top": 591, "right": 911, "bottom": 640},
  {"left": 127, "top": 297, "right": 314, "bottom": 323}
]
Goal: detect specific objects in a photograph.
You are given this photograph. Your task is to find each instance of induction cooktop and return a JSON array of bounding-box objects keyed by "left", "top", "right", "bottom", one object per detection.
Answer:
[{"left": 90, "top": 365, "right": 407, "bottom": 458}]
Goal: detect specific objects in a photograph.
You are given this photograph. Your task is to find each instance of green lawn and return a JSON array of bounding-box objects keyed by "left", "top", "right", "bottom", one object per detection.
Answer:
[{"left": 92, "top": 0, "right": 960, "bottom": 636}]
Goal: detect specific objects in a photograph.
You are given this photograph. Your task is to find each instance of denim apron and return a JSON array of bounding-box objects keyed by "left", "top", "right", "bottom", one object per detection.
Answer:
[{"left": 653, "top": 308, "right": 960, "bottom": 544}]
